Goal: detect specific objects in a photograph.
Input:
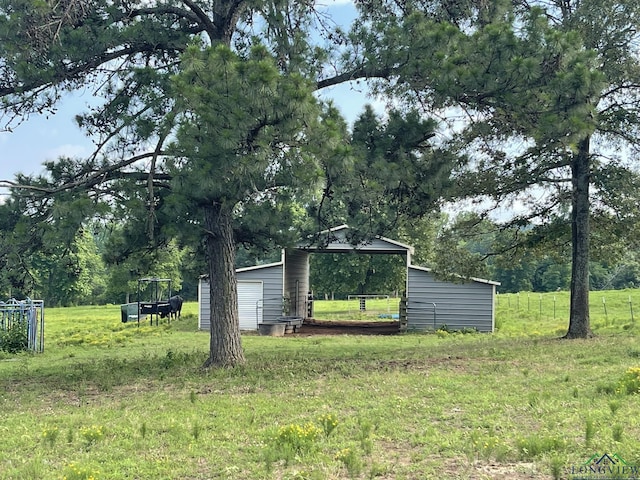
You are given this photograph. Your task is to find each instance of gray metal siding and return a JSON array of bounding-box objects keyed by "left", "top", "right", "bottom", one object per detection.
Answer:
[
  {"left": 407, "top": 267, "right": 495, "bottom": 332},
  {"left": 237, "top": 281, "right": 263, "bottom": 329},
  {"left": 300, "top": 227, "right": 412, "bottom": 254},
  {"left": 198, "top": 278, "right": 210, "bottom": 330},
  {"left": 284, "top": 249, "right": 309, "bottom": 317},
  {"left": 238, "top": 265, "right": 284, "bottom": 324},
  {"left": 198, "top": 263, "right": 284, "bottom": 331}
]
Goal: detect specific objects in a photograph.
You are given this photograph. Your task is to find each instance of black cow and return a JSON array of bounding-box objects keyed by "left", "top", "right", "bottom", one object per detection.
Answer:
[{"left": 168, "top": 295, "right": 184, "bottom": 320}]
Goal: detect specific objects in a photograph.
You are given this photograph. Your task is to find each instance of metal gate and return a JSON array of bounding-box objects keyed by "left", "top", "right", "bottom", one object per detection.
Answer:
[{"left": 0, "top": 298, "right": 44, "bottom": 352}]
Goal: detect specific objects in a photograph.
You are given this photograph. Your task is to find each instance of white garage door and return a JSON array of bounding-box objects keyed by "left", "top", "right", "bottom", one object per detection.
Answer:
[{"left": 238, "top": 281, "right": 263, "bottom": 329}]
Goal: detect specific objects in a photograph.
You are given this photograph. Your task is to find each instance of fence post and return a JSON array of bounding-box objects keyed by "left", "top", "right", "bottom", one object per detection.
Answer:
[{"left": 539, "top": 294, "right": 542, "bottom": 319}]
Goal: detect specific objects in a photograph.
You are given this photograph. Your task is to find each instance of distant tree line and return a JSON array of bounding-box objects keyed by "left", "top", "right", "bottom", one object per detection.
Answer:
[
  {"left": 310, "top": 215, "right": 640, "bottom": 298},
  {"left": 3, "top": 187, "right": 639, "bottom": 307}
]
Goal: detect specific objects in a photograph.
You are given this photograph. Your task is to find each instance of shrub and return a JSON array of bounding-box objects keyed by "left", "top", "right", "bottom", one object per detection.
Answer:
[
  {"left": 79, "top": 425, "right": 105, "bottom": 447},
  {"left": 0, "top": 323, "right": 28, "bottom": 353},
  {"left": 62, "top": 463, "right": 100, "bottom": 480},
  {"left": 41, "top": 426, "right": 60, "bottom": 447},
  {"left": 335, "top": 448, "right": 363, "bottom": 477}
]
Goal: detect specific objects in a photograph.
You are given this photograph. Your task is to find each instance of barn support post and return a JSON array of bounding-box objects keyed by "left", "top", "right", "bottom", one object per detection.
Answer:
[{"left": 399, "top": 297, "right": 408, "bottom": 330}]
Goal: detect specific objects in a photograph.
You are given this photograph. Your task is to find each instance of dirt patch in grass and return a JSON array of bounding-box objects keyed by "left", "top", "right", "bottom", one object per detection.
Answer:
[
  {"left": 433, "top": 457, "right": 546, "bottom": 479},
  {"left": 293, "top": 319, "right": 401, "bottom": 335}
]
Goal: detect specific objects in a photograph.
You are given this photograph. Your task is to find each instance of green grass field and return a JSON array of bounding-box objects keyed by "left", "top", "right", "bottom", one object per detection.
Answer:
[{"left": 1, "top": 293, "right": 640, "bottom": 479}]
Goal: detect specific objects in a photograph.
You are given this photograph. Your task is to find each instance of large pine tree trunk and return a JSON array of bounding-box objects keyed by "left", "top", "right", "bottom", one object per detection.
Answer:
[
  {"left": 202, "top": 202, "right": 245, "bottom": 367},
  {"left": 564, "top": 136, "right": 593, "bottom": 339}
]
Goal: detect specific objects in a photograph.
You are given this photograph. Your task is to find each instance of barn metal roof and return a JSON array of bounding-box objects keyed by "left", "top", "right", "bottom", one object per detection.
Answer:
[
  {"left": 296, "top": 225, "right": 415, "bottom": 255},
  {"left": 409, "top": 264, "right": 501, "bottom": 286}
]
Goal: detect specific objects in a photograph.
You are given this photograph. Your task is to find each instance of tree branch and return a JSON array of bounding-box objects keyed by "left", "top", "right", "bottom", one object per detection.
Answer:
[
  {"left": 0, "top": 152, "right": 169, "bottom": 195},
  {"left": 316, "top": 65, "right": 392, "bottom": 91},
  {"left": 180, "top": 0, "right": 219, "bottom": 41}
]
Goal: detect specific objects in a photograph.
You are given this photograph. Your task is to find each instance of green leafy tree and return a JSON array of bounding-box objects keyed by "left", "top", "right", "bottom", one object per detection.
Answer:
[
  {"left": 30, "top": 228, "right": 106, "bottom": 306},
  {"left": 318, "top": 104, "right": 454, "bottom": 242},
  {"left": 0, "top": 2, "right": 339, "bottom": 366},
  {"left": 341, "top": 0, "right": 640, "bottom": 337},
  {"left": 0, "top": 197, "right": 39, "bottom": 299},
  {"left": 0, "top": 1, "right": 457, "bottom": 366},
  {"left": 167, "top": 44, "right": 321, "bottom": 366}
]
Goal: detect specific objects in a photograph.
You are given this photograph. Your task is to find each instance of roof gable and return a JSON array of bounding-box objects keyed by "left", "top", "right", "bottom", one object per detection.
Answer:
[{"left": 297, "top": 225, "right": 414, "bottom": 255}]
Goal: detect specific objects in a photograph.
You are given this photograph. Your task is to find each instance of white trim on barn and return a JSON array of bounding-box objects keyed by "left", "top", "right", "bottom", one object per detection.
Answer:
[{"left": 199, "top": 279, "right": 264, "bottom": 331}]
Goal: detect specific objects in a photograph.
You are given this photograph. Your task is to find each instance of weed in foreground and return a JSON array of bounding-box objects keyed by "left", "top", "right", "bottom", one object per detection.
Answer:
[
  {"left": 617, "top": 366, "right": 640, "bottom": 394},
  {"left": 317, "top": 413, "right": 339, "bottom": 437},
  {"left": 357, "top": 418, "right": 375, "bottom": 455},
  {"left": 585, "top": 418, "right": 596, "bottom": 447},
  {"left": 335, "top": 447, "right": 363, "bottom": 477},
  {"left": 192, "top": 421, "right": 201, "bottom": 440},
  {"left": 283, "top": 469, "right": 325, "bottom": 480},
  {"left": 62, "top": 463, "right": 100, "bottom": 480},
  {"left": 612, "top": 424, "right": 624, "bottom": 442},
  {"left": 41, "top": 425, "right": 60, "bottom": 447},
  {"left": 265, "top": 421, "right": 324, "bottom": 467},
  {"left": 516, "top": 435, "right": 566, "bottom": 460},
  {"left": 609, "top": 399, "right": 622, "bottom": 415},
  {"left": 596, "top": 381, "right": 618, "bottom": 395},
  {"left": 276, "top": 423, "right": 322, "bottom": 453},
  {"left": 79, "top": 425, "right": 105, "bottom": 447},
  {"left": 469, "top": 431, "right": 511, "bottom": 462},
  {"left": 549, "top": 456, "right": 564, "bottom": 480}
]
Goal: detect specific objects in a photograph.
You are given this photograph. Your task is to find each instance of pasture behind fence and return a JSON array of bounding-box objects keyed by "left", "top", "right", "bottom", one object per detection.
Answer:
[
  {"left": 496, "top": 290, "right": 638, "bottom": 328},
  {"left": 0, "top": 298, "right": 44, "bottom": 352}
]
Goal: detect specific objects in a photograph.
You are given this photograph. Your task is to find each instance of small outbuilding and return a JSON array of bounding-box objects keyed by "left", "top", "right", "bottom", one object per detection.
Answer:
[{"left": 198, "top": 225, "right": 499, "bottom": 332}]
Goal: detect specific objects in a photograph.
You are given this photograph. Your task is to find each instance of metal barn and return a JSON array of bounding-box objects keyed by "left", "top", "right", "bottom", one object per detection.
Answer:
[{"left": 198, "top": 225, "right": 499, "bottom": 332}]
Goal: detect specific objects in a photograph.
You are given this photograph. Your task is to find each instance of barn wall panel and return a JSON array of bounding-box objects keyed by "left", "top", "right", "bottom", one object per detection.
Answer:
[
  {"left": 237, "top": 281, "right": 263, "bottom": 329},
  {"left": 198, "top": 278, "right": 211, "bottom": 330},
  {"left": 198, "top": 263, "right": 284, "bottom": 330},
  {"left": 407, "top": 267, "right": 495, "bottom": 332},
  {"left": 238, "top": 264, "right": 284, "bottom": 324}
]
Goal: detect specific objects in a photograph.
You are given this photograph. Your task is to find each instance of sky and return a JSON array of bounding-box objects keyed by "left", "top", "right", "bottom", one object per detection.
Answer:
[
  {"left": 0, "top": 82, "right": 377, "bottom": 177},
  {"left": 0, "top": 0, "right": 380, "bottom": 196}
]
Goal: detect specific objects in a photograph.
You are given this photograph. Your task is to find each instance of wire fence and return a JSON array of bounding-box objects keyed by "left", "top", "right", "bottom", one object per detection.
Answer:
[{"left": 496, "top": 291, "right": 638, "bottom": 326}]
